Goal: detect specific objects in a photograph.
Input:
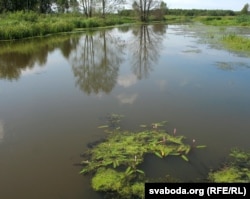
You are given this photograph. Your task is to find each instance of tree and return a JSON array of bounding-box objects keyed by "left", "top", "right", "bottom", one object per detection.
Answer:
[
  {"left": 39, "top": 0, "right": 53, "bottom": 13},
  {"left": 99, "top": 0, "right": 126, "bottom": 18},
  {"left": 0, "top": 0, "right": 39, "bottom": 12},
  {"left": 241, "top": 3, "right": 249, "bottom": 15},
  {"left": 79, "top": 0, "right": 93, "bottom": 17},
  {"left": 151, "top": 1, "right": 167, "bottom": 20},
  {"left": 55, "top": 0, "right": 70, "bottom": 13},
  {"left": 132, "top": 0, "right": 161, "bottom": 22}
]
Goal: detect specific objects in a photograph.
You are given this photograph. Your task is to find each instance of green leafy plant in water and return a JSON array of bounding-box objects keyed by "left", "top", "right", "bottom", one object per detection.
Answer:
[
  {"left": 98, "top": 113, "right": 124, "bottom": 130},
  {"left": 208, "top": 148, "right": 250, "bottom": 183},
  {"left": 80, "top": 119, "right": 206, "bottom": 198}
]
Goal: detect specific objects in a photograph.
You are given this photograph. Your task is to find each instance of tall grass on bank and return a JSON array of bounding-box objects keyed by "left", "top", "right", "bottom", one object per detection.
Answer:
[
  {"left": 222, "top": 34, "right": 250, "bottom": 52},
  {"left": 198, "top": 15, "right": 250, "bottom": 26},
  {"left": 0, "top": 11, "right": 135, "bottom": 40}
]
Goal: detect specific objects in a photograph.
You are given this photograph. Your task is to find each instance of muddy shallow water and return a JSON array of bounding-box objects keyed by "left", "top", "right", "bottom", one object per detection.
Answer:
[{"left": 0, "top": 24, "right": 249, "bottom": 199}]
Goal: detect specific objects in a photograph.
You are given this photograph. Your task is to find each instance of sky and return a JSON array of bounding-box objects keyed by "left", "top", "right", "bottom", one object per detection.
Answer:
[{"left": 165, "top": 0, "right": 249, "bottom": 11}]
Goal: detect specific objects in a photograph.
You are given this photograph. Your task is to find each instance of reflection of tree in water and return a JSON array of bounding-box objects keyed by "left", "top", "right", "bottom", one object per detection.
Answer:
[
  {"left": 130, "top": 24, "right": 167, "bottom": 79},
  {"left": 0, "top": 36, "right": 78, "bottom": 80},
  {"left": 0, "top": 53, "right": 36, "bottom": 80},
  {"left": 70, "top": 30, "right": 124, "bottom": 94}
]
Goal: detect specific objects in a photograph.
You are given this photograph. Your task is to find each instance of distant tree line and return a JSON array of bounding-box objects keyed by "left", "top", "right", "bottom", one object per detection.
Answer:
[
  {"left": 0, "top": 0, "right": 78, "bottom": 13},
  {"left": 118, "top": 8, "right": 238, "bottom": 17},
  {"left": 0, "top": 0, "right": 249, "bottom": 21},
  {"left": 167, "top": 9, "right": 235, "bottom": 16}
]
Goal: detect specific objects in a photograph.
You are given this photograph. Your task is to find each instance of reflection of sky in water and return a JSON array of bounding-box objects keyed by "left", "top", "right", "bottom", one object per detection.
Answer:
[
  {"left": 0, "top": 25, "right": 250, "bottom": 199},
  {"left": 116, "top": 93, "right": 138, "bottom": 104},
  {"left": 0, "top": 120, "right": 4, "bottom": 142},
  {"left": 117, "top": 74, "right": 137, "bottom": 88},
  {"left": 21, "top": 64, "right": 46, "bottom": 76}
]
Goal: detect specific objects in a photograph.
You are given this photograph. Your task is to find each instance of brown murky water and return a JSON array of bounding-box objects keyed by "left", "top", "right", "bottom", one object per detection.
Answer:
[{"left": 0, "top": 24, "right": 250, "bottom": 199}]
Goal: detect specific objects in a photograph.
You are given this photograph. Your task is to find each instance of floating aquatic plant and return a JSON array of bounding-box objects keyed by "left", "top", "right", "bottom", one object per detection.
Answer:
[
  {"left": 98, "top": 113, "right": 124, "bottom": 130},
  {"left": 208, "top": 148, "right": 250, "bottom": 183},
  {"left": 80, "top": 118, "right": 206, "bottom": 198}
]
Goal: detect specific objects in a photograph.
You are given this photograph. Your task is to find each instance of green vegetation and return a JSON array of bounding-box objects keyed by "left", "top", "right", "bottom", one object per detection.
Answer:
[
  {"left": 197, "top": 15, "right": 250, "bottom": 26},
  {"left": 80, "top": 114, "right": 250, "bottom": 198},
  {"left": 222, "top": 34, "right": 250, "bottom": 52},
  {"left": 209, "top": 148, "right": 250, "bottom": 182},
  {"left": 1, "top": 8, "right": 250, "bottom": 41},
  {"left": 0, "top": 11, "right": 136, "bottom": 40},
  {"left": 80, "top": 115, "right": 206, "bottom": 198}
]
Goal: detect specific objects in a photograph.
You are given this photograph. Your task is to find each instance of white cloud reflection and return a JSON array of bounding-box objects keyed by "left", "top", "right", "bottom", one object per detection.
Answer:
[
  {"left": 117, "top": 74, "right": 137, "bottom": 88},
  {"left": 156, "top": 79, "right": 167, "bottom": 91},
  {"left": 116, "top": 93, "right": 138, "bottom": 104},
  {"left": 21, "top": 65, "right": 46, "bottom": 76}
]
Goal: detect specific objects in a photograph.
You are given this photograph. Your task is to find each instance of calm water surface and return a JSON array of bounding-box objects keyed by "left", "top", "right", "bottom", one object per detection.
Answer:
[{"left": 0, "top": 24, "right": 250, "bottom": 199}]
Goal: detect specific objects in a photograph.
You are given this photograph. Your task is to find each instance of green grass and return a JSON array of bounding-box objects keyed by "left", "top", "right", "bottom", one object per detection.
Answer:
[
  {"left": 0, "top": 12, "right": 136, "bottom": 40},
  {"left": 164, "top": 15, "right": 250, "bottom": 26},
  {"left": 1, "top": 12, "right": 250, "bottom": 40},
  {"left": 222, "top": 34, "right": 250, "bottom": 52},
  {"left": 196, "top": 15, "right": 250, "bottom": 26},
  {"left": 164, "top": 15, "right": 193, "bottom": 23}
]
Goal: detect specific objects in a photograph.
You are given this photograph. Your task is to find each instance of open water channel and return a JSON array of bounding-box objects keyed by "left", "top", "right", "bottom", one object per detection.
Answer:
[{"left": 0, "top": 24, "right": 250, "bottom": 198}]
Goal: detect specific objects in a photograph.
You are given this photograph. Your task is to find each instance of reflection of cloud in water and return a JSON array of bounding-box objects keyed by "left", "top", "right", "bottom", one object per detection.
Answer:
[
  {"left": 21, "top": 65, "right": 46, "bottom": 76},
  {"left": 182, "top": 49, "right": 202, "bottom": 54},
  {"left": 156, "top": 80, "right": 167, "bottom": 90},
  {"left": 0, "top": 120, "right": 4, "bottom": 142},
  {"left": 117, "top": 74, "right": 137, "bottom": 88},
  {"left": 180, "top": 79, "right": 189, "bottom": 87},
  {"left": 116, "top": 93, "right": 138, "bottom": 104}
]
